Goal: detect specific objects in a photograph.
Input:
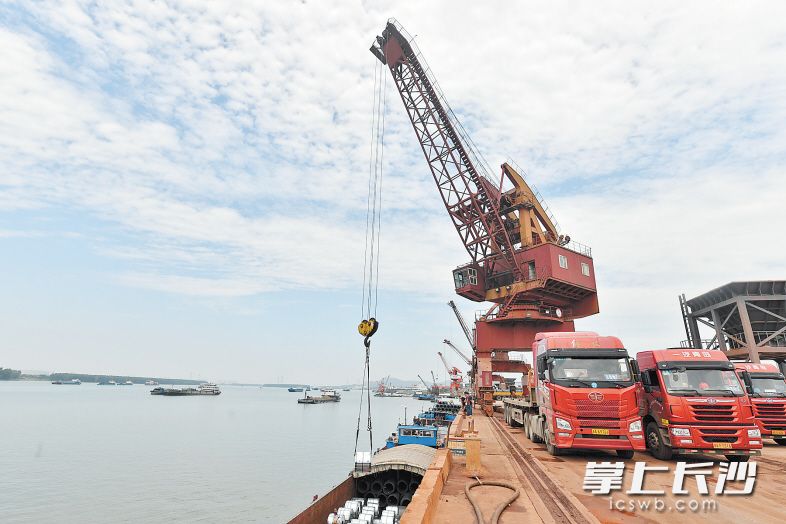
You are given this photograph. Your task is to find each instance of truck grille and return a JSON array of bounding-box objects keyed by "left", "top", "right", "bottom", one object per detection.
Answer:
[
  {"left": 698, "top": 427, "right": 741, "bottom": 444},
  {"left": 577, "top": 419, "right": 619, "bottom": 428},
  {"left": 574, "top": 399, "right": 621, "bottom": 418},
  {"left": 689, "top": 404, "right": 736, "bottom": 423},
  {"left": 752, "top": 402, "right": 786, "bottom": 431},
  {"left": 753, "top": 402, "right": 786, "bottom": 418}
]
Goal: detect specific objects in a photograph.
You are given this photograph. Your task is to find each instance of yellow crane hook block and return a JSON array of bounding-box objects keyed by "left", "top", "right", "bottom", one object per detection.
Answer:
[{"left": 358, "top": 318, "right": 379, "bottom": 338}]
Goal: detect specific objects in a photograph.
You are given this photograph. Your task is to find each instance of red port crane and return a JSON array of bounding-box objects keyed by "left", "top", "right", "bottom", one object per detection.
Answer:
[
  {"left": 371, "top": 20, "right": 599, "bottom": 414},
  {"left": 437, "top": 351, "right": 463, "bottom": 395}
]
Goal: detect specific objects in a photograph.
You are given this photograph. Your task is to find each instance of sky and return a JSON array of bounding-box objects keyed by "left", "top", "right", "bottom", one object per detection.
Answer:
[{"left": 1, "top": 1, "right": 785, "bottom": 384}]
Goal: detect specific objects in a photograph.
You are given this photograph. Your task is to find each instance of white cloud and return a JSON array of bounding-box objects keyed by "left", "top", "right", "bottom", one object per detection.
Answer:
[{"left": 1, "top": 0, "right": 784, "bottom": 316}]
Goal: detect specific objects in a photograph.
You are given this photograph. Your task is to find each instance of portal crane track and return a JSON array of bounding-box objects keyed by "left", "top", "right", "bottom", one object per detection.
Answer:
[{"left": 488, "top": 416, "right": 593, "bottom": 524}]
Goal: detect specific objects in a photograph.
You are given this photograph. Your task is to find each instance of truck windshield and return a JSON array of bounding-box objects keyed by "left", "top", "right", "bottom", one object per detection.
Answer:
[
  {"left": 661, "top": 368, "right": 744, "bottom": 396},
  {"left": 549, "top": 357, "right": 632, "bottom": 386},
  {"left": 750, "top": 375, "right": 786, "bottom": 397}
]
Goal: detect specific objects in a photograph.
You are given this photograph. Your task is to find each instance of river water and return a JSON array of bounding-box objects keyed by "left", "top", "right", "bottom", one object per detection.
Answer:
[{"left": 0, "top": 381, "right": 432, "bottom": 522}]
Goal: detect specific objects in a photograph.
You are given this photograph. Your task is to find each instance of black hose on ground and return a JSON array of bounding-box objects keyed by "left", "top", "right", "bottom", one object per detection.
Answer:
[{"left": 464, "top": 480, "right": 520, "bottom": 524}]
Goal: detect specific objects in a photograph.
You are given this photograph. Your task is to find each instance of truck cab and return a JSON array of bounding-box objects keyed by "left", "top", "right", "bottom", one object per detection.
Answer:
[
  {"left": 519, "top": 331, "right": 645, "bottom": 458},
  {"left": 637, "top": 349, "right": 762, "bottom": 461},
  {"left": 735, "top": 362, "right": 786, "bottom": 446}
]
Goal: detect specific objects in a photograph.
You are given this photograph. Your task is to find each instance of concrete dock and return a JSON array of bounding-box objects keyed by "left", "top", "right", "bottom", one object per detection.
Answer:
[{"left": 402, "top": 410, "right": 786, "bottom": 523}]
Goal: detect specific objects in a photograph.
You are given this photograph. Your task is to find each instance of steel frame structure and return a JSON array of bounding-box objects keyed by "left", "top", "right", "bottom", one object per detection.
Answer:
[{"left": 681, "top": 281, "right": 786, "bottom": 372}]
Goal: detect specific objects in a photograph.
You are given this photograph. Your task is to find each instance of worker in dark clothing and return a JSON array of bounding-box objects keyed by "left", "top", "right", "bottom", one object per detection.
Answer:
[{"left": 464, "top": 391, "right": 473, "bottom": 416}]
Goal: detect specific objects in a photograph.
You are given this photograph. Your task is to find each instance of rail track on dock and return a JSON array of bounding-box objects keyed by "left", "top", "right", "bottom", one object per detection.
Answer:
[{"left": 488, "top": 416, "right": 595, "bottom": 524}]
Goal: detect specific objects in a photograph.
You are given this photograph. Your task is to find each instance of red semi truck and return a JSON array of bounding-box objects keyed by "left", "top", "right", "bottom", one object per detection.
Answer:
[
  {"left": 735, "top": 362, "right": 786, "bottom": 446},
  {"left": 637, "top": 349, "right": 762, "bottom": 461},
  {"left": 503, "top": 332, "right": 646, "bottom": 457}
]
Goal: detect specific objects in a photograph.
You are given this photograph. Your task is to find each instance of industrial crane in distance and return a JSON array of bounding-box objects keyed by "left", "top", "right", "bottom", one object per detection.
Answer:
[
  {"left": 442, "top": 338, "right": 475, "bottom": 391},
  {"left": 417, "top": 374, "right": 438, "bottom": 397},
  {"left": 437, "top": 351, "right": 463, "bottom": 395},
  {"left": 442, "top": 339, "right": 471, "bottom": 367},
  {"left": 371, "top": 19, "right": 599, "bottom": 414}
]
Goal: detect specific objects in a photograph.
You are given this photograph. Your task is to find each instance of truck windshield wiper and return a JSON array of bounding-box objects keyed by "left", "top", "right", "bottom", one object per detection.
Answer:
[
  {"left": 703, "top": 389, "right": 738, "bottom": 397},
  {"left": 669, "top": 388, "right": 700, "bottom": 396},
  {"left": 566, "top": 379, "right": 593, "bottom": 387}
]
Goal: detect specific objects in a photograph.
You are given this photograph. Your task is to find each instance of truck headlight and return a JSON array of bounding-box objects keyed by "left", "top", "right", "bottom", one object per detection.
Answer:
[
  {"left": 629, "top": 420, "right": 642, "bottom": 433},
  {"left": 670, "top": 427, "right": 690, "bottom": 437},
  {"left": 555, "top": 417, "right": 572, "bottom": 431},
  {"left": 748, "top": 428, "right": 761, "bottom": 438}
]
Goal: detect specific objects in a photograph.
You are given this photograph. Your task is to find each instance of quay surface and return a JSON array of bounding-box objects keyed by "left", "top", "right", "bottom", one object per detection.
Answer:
[{"left": 403, "top": 410, "right": 786, "bottom": 523}]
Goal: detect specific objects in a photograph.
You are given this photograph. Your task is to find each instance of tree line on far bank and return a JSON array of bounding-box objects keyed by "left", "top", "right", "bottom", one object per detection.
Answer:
[
  {"left": 0, "top": 368, "right": 203, "bottom": 385},
  {"left": 0, "top": 368, "right": 22, "bottom": 380}
]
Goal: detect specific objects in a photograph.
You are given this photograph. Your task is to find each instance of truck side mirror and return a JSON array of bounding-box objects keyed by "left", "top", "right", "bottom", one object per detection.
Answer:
[
  {"left": 536, "top": 355, "right": 547, "bottom": 381},
  {"left": 639, "top": 368, "right": 652, "bottom": 393},
  {"left": 630, "top": 359, "right": 641, "bottom": 382},
  {"left": 740, "top": 370, "right": 754, "bottom": 395}
]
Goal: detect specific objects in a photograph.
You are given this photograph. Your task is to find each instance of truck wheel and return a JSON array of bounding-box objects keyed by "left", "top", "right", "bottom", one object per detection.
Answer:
[
  {"left": 646, "top": 421, "right": 672, "bottom": 460},
  {"left": 531, "top": 417, "right": 543, "bottom": 444},
  {"left": 524, "top": 414, "right": 532, "bottom": 440},
  {"left": 775, "top": 438, "right": 786, "bottom": 446},
  {"left": 616, "top": 450, "right": 635, "bottom": 459},
  {"left": 544, "top": 424, "right": 563, "bottom": 456},
  {"left": 725, "top": 455, "right": 750, "bottom": 462}
]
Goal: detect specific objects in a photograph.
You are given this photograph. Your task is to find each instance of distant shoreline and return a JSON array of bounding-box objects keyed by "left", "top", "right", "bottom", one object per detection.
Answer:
[{"left": 0, "top": 368, "right": 205, "bottom": 385}]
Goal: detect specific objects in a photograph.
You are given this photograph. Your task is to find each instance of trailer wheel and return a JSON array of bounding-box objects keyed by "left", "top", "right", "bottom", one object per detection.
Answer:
[
  {"left": 616, "top": 450, "right": 634, "bottom": 459},
  {"left": 775, "top": 438, "right": 786, "bottom": 446},
  {"left": 725, "top": 455, "right": 750, "bottom": 462},
  {"left": 645, "top": 421, "right": 672, "bottom": 460},
  {"left": 524, "top": 413, "right": 532, "bottom": 440},
  {"left": 544, "top": 422, "right": 563, "bottom": 456}
]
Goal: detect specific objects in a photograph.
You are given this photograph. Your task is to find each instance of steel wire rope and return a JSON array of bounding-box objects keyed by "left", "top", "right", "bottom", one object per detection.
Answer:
[
  {"left": 355, "top": 56, "right": 385, "bottom": 458},
  {"left": 366, "top": 57, "right": 385, "bottom": 317},
  {"left": 361, "top": 58, "right": 381, "bottom": 319},
  {"left": 373, "top": 64, "right": 387, "bottom": 317}
]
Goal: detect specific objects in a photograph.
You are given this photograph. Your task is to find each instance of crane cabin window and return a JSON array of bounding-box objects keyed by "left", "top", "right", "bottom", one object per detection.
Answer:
[
  {"left": 527, "top": 261, "right": 536, "bottom": 280},
  {"left": 581, "top": 262, "right": 590, "bottom": 276},
  {"left": 558, "top": 254, "right": 568, "bottom": 269},
  {"left": 453, "top": 267, "right": 477, "bottom": 289}
]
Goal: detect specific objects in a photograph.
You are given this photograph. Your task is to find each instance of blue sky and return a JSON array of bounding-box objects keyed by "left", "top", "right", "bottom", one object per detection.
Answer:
[{"left": 1, "top": 1, "right": 785, "bottom": 383}]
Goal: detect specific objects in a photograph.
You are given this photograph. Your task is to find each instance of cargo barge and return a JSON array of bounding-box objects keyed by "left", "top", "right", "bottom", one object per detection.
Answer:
[
  {"left": 150, "top": 383, "right": 221, "bottom": 396},
  {"left": 297, "top": 389, "right": 340, "bottom": 404}
]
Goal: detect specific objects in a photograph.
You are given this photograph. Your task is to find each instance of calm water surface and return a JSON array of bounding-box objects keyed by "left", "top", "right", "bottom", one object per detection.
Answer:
[{"left": 0, "top": 381, "right": 431, "bottom": 522}]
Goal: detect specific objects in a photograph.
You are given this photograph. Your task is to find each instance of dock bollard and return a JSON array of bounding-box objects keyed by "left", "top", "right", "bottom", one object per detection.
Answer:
[{"left": 465, "top": 436, "right": 481, "bottom": 475}]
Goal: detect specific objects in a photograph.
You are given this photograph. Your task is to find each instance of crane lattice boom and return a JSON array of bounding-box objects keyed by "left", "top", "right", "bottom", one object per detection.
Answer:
[
  {"left": 442, "top": 339, "right": 471, "bottom": 366},
  {"left": 370, "top": 20, "right": 520, "bottom": 280}
]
